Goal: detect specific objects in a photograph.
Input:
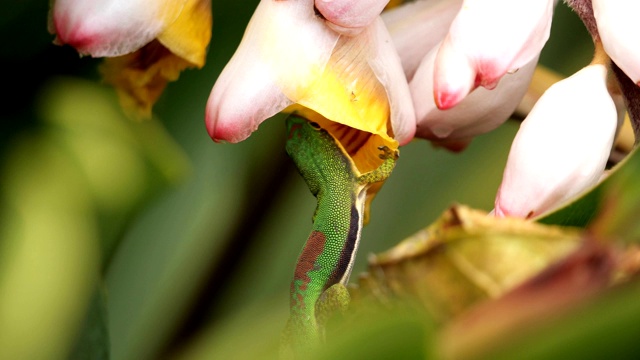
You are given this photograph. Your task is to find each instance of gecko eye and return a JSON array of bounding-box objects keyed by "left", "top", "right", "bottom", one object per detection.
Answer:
[{"left": 309, "top": 122, "right": 321, "bottom": 129}]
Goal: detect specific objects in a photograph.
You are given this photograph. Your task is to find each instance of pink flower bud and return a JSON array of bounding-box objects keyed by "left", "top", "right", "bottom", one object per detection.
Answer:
[
  {"left": 433, "top": 0, "right": 555, "bottom": 110},
  {"left": 411, "top": 44, "right": 538, "bottom": 150}
]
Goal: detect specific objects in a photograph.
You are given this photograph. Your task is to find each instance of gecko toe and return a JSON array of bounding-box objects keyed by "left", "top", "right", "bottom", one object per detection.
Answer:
[{"left": 377, "top": 146, "right": 398, "bottom": 160}]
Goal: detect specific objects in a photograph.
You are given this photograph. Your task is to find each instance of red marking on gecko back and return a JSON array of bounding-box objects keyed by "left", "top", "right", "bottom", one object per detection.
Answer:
[
  {"left": 288, "top": 123, "right": 303, "bottom": 140},
  {"left": 291, "top": 231, "right": 327, "bottom": 309}
]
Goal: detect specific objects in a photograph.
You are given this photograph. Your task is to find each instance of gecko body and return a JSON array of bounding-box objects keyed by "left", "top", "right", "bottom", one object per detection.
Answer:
[{"left": 284, "top": 115, "right": 397, "bottom": 351}]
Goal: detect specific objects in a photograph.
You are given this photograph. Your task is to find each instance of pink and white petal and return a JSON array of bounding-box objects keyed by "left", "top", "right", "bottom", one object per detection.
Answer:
[
  {"left": 368, "top": 18, "right": 416, "bottom": 145},
  {"left": 434, "top": 0, "right": 555, "bottom": 108},
  {"left": 432, "top": 38, "right": 476, "bottom": 110},
  {"left": 315, "top": 0, "right": 389, "bottom": 35},
  {"left": 206, "top": 61, "right": 292, "bottom": 143},
  {"left": 495, "top": 64, "right": 617, "bottom": 218},
  {"left": 593, "top": 0, "right": 640, "bottom": 84},
  {"left": 382, "top": 0, "right": 461, "bottom": 80},
  {"left": 249, "top": 0, "right": 339, "bottom": 104},
  {"left": 413, "top": 46, "right": 538, "bottom": 142},
  {"left": 52, "top": 0, "right": 186, "bottom": 57},
  {"left": 206, "top": 0, "right": 338, "bottom": 142}
]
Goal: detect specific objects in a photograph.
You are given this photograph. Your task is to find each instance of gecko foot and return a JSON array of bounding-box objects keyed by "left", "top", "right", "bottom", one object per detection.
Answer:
[
  {"left": 377, "top": 145, "right": 399, "bottom": 161},
  {"left": 358, "top": 146, "right": 399, "bottom": 186}
]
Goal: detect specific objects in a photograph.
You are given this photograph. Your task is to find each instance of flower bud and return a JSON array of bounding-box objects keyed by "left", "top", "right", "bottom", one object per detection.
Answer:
[
  {"left": 433, "top": 0, "right": 555, "bottom": 110},
  {"left": 411, "top": 44, "right": 538, "bottom": 150},
  {"left": 495, "top": 64, "right": 617, "bottom": 218},
  {"left": 593, "top": 0, "right": 640, "bottom": 84}
]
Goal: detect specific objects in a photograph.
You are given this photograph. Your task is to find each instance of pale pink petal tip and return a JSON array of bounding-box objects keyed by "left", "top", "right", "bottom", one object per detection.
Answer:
[
  {"left": 205, "top": 117, "right": 254, "bottom": 144},
  {"left": 204, "top": 103, "right": 255, "bottom": 144},
  {"left": 475, "top": 65, "right": 502, "bottom": 90},
  {"left": 53, "top": 14, "right": 99, "bottom": 54},
  {"left": 434, "top": 88, "right": 466, "bottom": 110}
]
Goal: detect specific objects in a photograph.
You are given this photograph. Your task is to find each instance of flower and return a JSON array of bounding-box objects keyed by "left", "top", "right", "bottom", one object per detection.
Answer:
[
  {"left": 382, "top": 0, "right": 630, "bottom": 217},
  {"left": 382, "top": 0, "right": 554, "bottom": 150},
  {"left": 206, "top": 0, "right": 414, "bottom": 171},
  {"left": 494, "top": 58, "right": 618, "bottom": 218},
  {"left": 49, "top": 0, "right": 212, "bottom": 118},
  {"left": 592, "top": 0, "right": 640, "bottom": 84},
  {"left": 206, "top": 0, "right": 416, "bottom": 218}
]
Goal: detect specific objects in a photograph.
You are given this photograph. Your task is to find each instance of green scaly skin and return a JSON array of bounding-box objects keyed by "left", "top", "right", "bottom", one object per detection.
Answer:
[{"left": 284, "top": 115, "right": 398, "bottom": 352}]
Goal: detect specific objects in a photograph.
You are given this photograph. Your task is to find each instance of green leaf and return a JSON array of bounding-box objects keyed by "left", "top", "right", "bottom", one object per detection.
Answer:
[
  {"left": 589, "top": 147, "right": 640, "bottom": 243},
  {"left": 353, "top": 205, "right": 581, "bottom": 321}
]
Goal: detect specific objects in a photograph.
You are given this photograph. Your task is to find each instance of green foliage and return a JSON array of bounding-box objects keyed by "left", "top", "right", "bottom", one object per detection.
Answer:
[{"left": 0, "top": 78, "right": 188, "bottom": 359}]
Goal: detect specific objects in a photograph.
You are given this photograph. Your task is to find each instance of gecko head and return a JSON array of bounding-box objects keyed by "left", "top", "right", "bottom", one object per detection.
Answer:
[
  {"left": 285, "top": 114, "right": 329, "bottom": 156},
  {"left": 286, "top": 115, "right": 320, "bottom": 141}
]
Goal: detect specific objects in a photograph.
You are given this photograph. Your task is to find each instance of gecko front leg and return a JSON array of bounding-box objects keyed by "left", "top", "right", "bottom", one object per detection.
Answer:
[{"left": 357, "top": 146, "right": 399, "bottom": 186}]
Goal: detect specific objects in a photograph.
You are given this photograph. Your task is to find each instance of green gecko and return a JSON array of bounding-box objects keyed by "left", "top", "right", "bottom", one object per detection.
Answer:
[{"left": 283, "top": 114, "right": 398, "bottom": 353}]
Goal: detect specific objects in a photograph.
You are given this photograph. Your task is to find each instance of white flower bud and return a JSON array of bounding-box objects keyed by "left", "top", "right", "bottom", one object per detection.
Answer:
[{"left": 495, "top": 64, "right": 617, "bottom": 218}]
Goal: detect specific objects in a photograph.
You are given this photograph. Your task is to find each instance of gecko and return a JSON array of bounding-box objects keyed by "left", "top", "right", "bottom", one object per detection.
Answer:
[{"left": 283, "top": 114, "right": 398, "bottom": 354}]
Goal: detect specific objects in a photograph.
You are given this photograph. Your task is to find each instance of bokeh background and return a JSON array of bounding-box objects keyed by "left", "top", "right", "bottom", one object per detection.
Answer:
[{"left": 1, "top": 1, "right": 591, "bottom": 359}]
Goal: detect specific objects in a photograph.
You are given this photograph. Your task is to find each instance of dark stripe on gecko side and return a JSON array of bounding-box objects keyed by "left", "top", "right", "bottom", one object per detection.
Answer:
[
  {"left": 291, "top": 230, "right": 327, "bottom": 309},
  {"left": 326, "top": 203, "right": 360, "bottom": 290}
]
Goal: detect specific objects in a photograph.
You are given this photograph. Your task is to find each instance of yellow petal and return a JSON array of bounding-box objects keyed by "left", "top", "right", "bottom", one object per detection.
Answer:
[
  {"left": 157, "top": 0, "right": 212, "bottom": 67},
  {"left": 99, "top": 0, "right": 211, "bottom": 118},
  {"left": 101, "top": 40, "right": 192, "bottom": 119}
]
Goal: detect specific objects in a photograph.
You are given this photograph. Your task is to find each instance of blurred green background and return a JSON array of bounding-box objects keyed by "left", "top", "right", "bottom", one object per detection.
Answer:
[{"left": 0, "top": 1, "right": 592, "bottom": 359}]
